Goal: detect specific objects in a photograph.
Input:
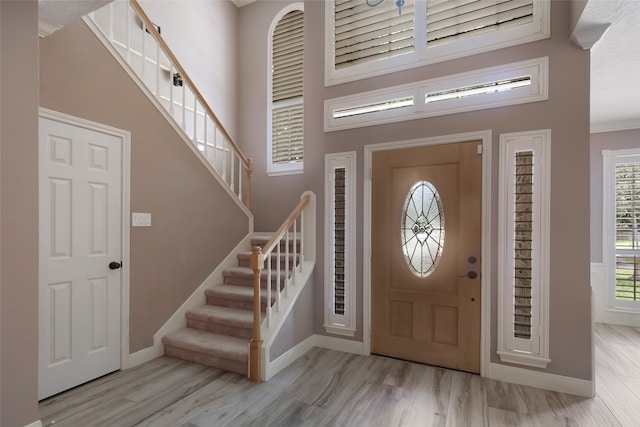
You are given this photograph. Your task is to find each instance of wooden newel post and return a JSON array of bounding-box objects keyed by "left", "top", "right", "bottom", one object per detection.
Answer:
[{"left": 249, "top": 245, "right": 262, "bottom": 382}]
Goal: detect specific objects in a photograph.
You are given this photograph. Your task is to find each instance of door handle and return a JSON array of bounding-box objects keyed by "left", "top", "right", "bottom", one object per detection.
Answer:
[
  {"left": 109, "top": 261, "right": 122, "bottom": 270},
  {"left": 459, "top": 271, "right": 478, "bottom": 279}
]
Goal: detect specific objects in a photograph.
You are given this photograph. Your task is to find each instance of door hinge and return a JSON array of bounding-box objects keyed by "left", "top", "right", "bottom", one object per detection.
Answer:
[{"left": 477, "top": 144, "right": 483, "bottom": 155}]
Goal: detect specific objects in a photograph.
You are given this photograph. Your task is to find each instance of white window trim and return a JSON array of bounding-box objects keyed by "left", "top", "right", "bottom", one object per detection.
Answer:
[
  {"left": 324, "top": 151, "right": 357, "bottom": 336},
  {"left": 324, "top": 0, "right": 550, "bottom": 86},
  {"left": 324, "top": 57, "right": 548, "bottom": 132},
  {"left": 267, "top": 3, "right": 304, "bottom": 177},
  {"left": 602, "top": 149, "right": 640, "bottom": 313},
  {"left": 497, "top": 129, "right": 551, "bottom": 369}
]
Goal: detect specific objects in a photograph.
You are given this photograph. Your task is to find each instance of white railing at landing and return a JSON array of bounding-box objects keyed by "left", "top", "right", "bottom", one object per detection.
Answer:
[
  {"left": 85, "top": 0, "right": 252, "bottom": 211},
  {"left": 249, "top": 192, "right": 316, "bottom": 382}
]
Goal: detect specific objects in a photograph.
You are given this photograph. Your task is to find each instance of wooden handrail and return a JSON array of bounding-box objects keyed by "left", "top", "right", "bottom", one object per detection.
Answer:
[
  {"left": 260, "top": 194, "right": 311, "bottom": 259},
  {"left": 130, "top": 0, "right": 251, "bottom": 172},
  {"left": 248, "top": 193, "right": 311, "bottom": 382}
]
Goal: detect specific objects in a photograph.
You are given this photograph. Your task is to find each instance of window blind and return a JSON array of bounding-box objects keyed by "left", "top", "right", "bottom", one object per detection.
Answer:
[
  {"left": 272, "top": 10, "right": 303, "bottom": 165},
  {"left": 272, "top": 104, "right": 303, "bottom": 164},
  {"left": 334, "top": 0, "right": 415, "bottom": 70},
  {"left": 334, "top": 167, "right": 346, "bottom": 315},
  {"left": 427, "top": 0, "right": 534, "bottom": 47},
  {"left": 615, "top": 162, "right": 640, "bottom": 301}
]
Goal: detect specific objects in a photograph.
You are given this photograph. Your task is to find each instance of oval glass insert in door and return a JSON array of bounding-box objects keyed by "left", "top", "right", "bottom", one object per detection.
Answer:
[{"left": 401, "top": 181, "right": 445, "bottom": 278}]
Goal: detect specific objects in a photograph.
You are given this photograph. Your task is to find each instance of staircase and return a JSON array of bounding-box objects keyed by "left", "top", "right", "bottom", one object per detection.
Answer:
[
  {"left": 162, "top": 233, "right": 299, "bottom": 375},
  {"left": 85, "top": 0, "right": 316, "bottom": 381}
]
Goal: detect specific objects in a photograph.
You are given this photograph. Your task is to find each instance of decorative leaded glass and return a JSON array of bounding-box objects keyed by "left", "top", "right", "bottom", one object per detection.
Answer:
[{"left": 401, "top": 181, "right": 444, "bottom": 277}]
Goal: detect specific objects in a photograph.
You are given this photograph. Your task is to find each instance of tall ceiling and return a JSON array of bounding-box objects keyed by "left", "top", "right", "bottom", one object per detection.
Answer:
[
  {"left": 39, "top": 0, "right": 640, "bottom": 134},
  {"left": 578, "top": 0, "right": 640, "bottom": 133}
]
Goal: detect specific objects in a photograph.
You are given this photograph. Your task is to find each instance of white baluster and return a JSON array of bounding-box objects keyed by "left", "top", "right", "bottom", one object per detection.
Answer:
[
  {"left": 141, "top": 22, "right": 146, "bottom": 80},
  {"left": 276, "top": 243, "right": 281, "bottom": 312},
  {"left": 213, "top": 128, "right": 218, "bottom": 173},
  {"left": 156, "top": 43, "right": 160, "bottom": 98},
  {"left": 193, "top": 97, "right": 198, "bottom": 146},
  {"left": 267, "top": 259, "right": 272, "bottom": 328},
  {"left": 125, "top": 4, "right": 131, "bottom": 63},
  {"left": 238, "top": 158, "right": 243, "bottom": 202},
  {"left": 181, "top": 83, "right": 186, "bottom": 130},
  {"left": 222, "top": 139, "right": 227, "bottom": 184},
  {"left": 231, "top": 150, "right": 235, "bottom": 194},
  {"left": 108, "top": 3, "right": 114, "bottom": 41},
  {"left": 300, "top": 209, "right": 305, "bottom": 269},
  {"left": 204, "top": 112, "right": 208, "bottom": 160},
  {"left": 292, "top": 220, "right": 297, "bottom": 284},
  {"left": 169, "top": 64, "right": 175, "bottom": 117},
  {"left": 284, "top": 230, "right": 289, "bottom": 300}
]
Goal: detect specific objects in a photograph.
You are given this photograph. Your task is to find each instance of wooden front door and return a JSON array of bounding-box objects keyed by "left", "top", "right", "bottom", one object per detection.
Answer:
[{"left": 371, "top": 141, "right": 482, "bottom": 373}]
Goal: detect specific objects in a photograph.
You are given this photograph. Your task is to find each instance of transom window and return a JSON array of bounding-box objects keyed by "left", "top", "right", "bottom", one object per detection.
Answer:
[{"left": 325, "top": 0, "right": 549, "bottom": 85}]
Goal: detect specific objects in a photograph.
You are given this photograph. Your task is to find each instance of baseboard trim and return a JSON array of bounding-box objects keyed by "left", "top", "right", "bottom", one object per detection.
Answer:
[
  {"left": 265, "top": 333, "right": 366, "bottom": 380},
  {"left": 122, "top": 346, "right": 161, "bottom": 370},
  {"left": 24, "top": 420, "right": 43, "bottom": 427},
  {"left": 487, "top": 362, "right": 594, "bottom": 397},
  {"left": 265, "top": 335, "right": 317, "bottom": 380},
  {"left": 314, "top": 334, "right": 366, "bottom": 355}
]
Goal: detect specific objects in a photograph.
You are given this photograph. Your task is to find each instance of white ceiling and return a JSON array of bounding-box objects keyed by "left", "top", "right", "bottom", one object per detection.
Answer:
[
  {"left": 578, "top": 0, "right": 640, "bottom": 133},
  {"left": 39, "top": 0, "right": 640, "bottom": 134}
]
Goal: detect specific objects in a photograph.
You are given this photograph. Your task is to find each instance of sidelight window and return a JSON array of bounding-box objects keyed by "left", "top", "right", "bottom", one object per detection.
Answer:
[
  {"left": 324, "top": 152, "right": 357, "bottom": 336},
  {"left": 497, "top": 129, "right": 550, "bottom": 368}
]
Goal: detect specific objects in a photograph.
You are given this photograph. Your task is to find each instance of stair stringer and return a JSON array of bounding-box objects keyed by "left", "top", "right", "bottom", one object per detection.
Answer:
[
  {"left": 149, "top": 232, "right": 254, "bottom": 360},
  {"left": 260, "top": 260, "right": 315, "bottom": 381},
  {"left": 82, "top": 16, "right": 251, "bottom": 220}
]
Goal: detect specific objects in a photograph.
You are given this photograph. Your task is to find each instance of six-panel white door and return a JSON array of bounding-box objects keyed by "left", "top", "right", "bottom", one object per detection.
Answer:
[{"left": 39, "top": 116, "right": 122, "bottom": 400}]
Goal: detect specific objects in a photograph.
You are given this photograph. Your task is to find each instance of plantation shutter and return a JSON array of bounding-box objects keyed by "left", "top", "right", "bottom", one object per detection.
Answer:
[
  {"left": 334, "top": 0, "right": 415, "bottom": 70},
  {"left": 427, "top": 0, "right": 534, "bottom": 47},
  {"left": 272, "top": 10, "right": 303, "bottom": 164},
  {"left": 334, "top": 167, "right": 346, "bottom": 315},
  {"left": 514, "top": 151, "right": 533, "bottom": 339},
  {"left": 615, "top": 162, "right": 640, "bottom": 301}
]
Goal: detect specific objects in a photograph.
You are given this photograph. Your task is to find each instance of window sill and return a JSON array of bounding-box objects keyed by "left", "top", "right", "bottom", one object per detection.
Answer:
[
  {"left": 497, "top": 350, "right": 550, "bottom": 369},
  {"left": 323, "top": 324, "right": 356, "bottom": 337},
  {"left": 267, "top": 167, "right": 303, "bottom": 177}
]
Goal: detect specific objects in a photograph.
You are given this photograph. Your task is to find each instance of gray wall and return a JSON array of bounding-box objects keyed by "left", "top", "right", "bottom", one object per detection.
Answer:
[
  {"left": 270, "top": 275, "right": 315, "bottom": 360},
  {"left": 591, "top": 129, "right": 640, "bottom": 263},
  {"left": 40, "top": 20, "right": 249, "bottom": 352},
  {"left": 238, "top": 0, "right": 305, "bottom": 232},
  {"left": 240, "top": 0, "right": 592, "bottom": 380},
  {"left": 0, "top": 1, "right": 40, "bottom": 426}
]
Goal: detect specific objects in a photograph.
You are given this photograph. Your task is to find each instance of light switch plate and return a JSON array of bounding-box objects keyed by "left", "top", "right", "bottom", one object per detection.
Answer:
[{"left": 132, "top": 212, "right": 151, "bottom": 227}]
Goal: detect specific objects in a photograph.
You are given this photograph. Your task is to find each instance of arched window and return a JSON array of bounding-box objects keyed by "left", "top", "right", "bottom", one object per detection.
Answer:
[{"left": 268, "top": 5, "right": 304, "bottom": 175}]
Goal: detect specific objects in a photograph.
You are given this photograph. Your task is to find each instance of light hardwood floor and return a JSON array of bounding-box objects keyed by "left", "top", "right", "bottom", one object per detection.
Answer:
[{"left": 40, "top": 324, "right": 640, "bottom": 427}]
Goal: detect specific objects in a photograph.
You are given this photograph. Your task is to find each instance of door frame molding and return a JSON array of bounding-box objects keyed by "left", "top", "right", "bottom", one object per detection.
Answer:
[
  {"left": 38, "top": 107, "right": 132, "bottom": 368},
  {"left": 363, "top": 130, "right": 492, "bottom": 376}
]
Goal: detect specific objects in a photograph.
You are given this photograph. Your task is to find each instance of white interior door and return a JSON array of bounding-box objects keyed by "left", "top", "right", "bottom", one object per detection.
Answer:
[{"left": 39, "top": 115, "right": 123, "bottom": 400}]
